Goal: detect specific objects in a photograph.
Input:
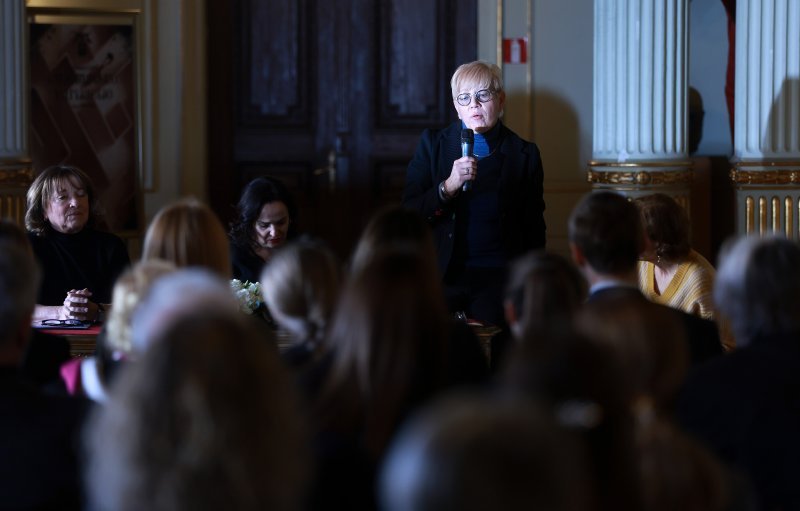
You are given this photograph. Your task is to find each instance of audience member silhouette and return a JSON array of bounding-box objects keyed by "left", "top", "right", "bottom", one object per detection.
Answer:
[
  {"left": 678, "top": 235, "right": 800, "bottom": 511},
  {"left": 308, "top": 246, "right": 488, "bottom": 510},
  {"left": 380, "top": 393, "right": 591, "bottom": 511},
  {"left": 568, "top": 191, "right": 723, "bottom": 365},
  {"left": 142, "top": 198, "right": 231, "bottom": 279},
  {"left": 85, "top": 311, "right": 308, "bottom": 511},
  {"left": 0, "top": 240, "right": 89, "bottom": 510},
  {"left": 260, "top": 238, "right": 342, "bottom": 370},
  {"left": 59, "top": 259, "right": 176, "bottom": 402},
  {"left": 492, "top": 250, "right": 587, "bottom": 371},
  {"left": 0, "top": 219, "right": 70, "bottom": 390}
]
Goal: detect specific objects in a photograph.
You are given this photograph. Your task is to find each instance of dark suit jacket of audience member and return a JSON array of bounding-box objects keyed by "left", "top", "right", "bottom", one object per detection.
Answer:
[
  {"left": 677, "top": 333, "right": 800, "bottom": 511},
  {"left": 21, "top": 329, "right": 71, "bottom": 391},
  {"left": 0, "top": 366, "right": 89, "bottom": 510},
  {"left": 587, "top": 286, "right": 723, "bottom": 366}
]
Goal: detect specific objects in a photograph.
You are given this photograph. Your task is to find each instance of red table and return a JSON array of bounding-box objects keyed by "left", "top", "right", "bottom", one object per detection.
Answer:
[{"left": 38, "top": 324, "right": 101, "bottom": 358}]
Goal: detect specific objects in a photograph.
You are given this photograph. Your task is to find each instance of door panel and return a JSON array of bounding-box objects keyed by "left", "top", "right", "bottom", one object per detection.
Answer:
[{"left": 208, "top": 0, "right": 476, "bottom": 260}]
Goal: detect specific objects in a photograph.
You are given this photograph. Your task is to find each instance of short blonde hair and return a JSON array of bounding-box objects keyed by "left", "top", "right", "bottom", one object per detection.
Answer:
[
  {"left": 104, "top": 259, "right": 177, "bottom": 355},
  {"left": 142, "top": 198, "right": 232, "bottom": 279},
  {"left": 450, "top": 60, "right": 504, "bottom": 98}
]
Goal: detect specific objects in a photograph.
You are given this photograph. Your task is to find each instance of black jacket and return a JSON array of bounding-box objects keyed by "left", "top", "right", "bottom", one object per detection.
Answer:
[{"left": 402, "top": 121, "right": 546, "bottom": 276}]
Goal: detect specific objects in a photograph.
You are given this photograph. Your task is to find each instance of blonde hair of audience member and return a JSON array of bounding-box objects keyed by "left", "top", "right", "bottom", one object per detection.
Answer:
[
  {"left": 104, "top": 259, "right": 177, "bottom": 356},
  {"left": 349, "top": 206, "right": 436, "bottom": 274},
  {"left": 85, "top": 312, "right": 308, "bottom": 511},
  {"left": 504, "top": 250, "right": 587, "bottom": 345},
  {"left": 130, "top": 269, "right": 240, "bottom": 355},
  {"left": 142, "top": 198, "right": 231, "bottom": 278},
  {"left": 259, "top": 238, "right": 341, "bottom": 348},
  {"left": 380, "top": 393, "right": 591, "bottom": 511},
  {"left": 321, "top": 246, "right": 451, "bottom": 459}
]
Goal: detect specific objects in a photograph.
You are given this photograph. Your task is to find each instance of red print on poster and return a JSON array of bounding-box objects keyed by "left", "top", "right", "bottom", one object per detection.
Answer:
[{"left": 30, "top": 21, "right": 139, "bottom": 232}]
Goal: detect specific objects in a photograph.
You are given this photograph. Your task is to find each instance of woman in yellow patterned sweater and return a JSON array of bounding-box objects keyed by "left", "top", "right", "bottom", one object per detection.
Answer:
[{"left": 635, "top": 194, "right": 733, "bottom": 349}]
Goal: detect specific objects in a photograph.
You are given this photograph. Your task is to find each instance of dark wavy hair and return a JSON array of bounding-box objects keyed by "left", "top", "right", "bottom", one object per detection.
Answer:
[
  {"left": 229, "top": 176, "right": 298, "bottom": 249},
  {"left": 25, "top": 165, "right": 100, "bottom": 235},
  {"left": 634, "top": 193, "right": 691, "bottom": 262}
]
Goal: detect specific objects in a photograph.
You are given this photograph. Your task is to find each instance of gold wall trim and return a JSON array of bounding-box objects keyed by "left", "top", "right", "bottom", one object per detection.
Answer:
[
  {"left": 587, "top": 169, "right": 694, "bottom": 186},
  {"left": 730, "top": 169, "right": 800, "bottom": 185},
  {"left": 0, "top": 167, "right": 34, "bottom": 186},
  {"left": 589, "top": 160, "right": 693, "bottom": 168}
]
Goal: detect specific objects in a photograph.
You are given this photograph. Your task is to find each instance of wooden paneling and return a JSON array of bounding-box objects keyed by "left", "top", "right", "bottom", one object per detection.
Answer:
[{"left": 208, "top": 0, "right": 476, "bottom": 258}]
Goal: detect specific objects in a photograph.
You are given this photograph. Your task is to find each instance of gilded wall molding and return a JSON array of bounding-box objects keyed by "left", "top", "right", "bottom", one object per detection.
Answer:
[
  {"left": 730, "top": 162, "right": 800, "bottom": 185},
  {"left": 0, "top": 161, "right": 33, "bottom": 187},
  {"left": 587, "top": 161, "right": 693, "bottom": 186}
]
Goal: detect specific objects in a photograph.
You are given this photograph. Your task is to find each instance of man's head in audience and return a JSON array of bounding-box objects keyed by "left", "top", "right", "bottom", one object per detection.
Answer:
[
  {"left": 0, "top": 240, "right": 41, "bottom": 365},
  {"left": 715, "top": 234, "right": 800, "bottom": 345},
  {"left": 568, "top": 191, "right": 642, "bottom": 285}
]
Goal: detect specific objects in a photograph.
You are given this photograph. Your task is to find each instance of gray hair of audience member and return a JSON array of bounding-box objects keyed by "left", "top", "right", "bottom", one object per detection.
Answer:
[
  {"left": 259, "top": 238, "right": 341, "bottom": 345},
  {"left": 0, "top": 241, "right": 41, "bottom": 344},
  {"left": 504, "top": 250, "right": 587, "bottom": 342},
  {"left": 715, "top": 234, "right": 800, "bottom": 344},
  {"left": 380, "top": 393, "right": 590, "bottom": 511},
  {"left": 85, "top": 311, "right": 308, "bottom": 511},
  {"left": 130, "top": 268, "right": 239, "bottom": 354}
]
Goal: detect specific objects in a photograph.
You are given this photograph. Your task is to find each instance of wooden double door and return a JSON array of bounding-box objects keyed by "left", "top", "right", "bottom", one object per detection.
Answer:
[{"left": 207, "top": 0, "right": 476, "bottom": 259}]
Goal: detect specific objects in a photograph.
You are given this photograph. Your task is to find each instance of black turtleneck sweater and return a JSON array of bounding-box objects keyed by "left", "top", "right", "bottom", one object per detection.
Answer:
[{"left": 28, "top": 226, "right": 130, "bottom": 305}]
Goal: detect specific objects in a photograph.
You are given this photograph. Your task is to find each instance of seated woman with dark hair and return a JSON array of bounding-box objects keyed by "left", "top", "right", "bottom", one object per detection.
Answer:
[
  {"left": 26, "top": 165, "right": 130, "bottom": 323},
  {"left": 229, "top": 176, "right": 299, "bottom": 283},
  {"left": 635, "top": 193, "right": 716, "bottom": 321}
]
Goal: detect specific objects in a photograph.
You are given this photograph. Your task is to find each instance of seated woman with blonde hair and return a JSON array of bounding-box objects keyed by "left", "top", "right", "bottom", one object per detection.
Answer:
[
  {"left": 141, "top": 198, "right": 231, "bottom": 279},
  {"left": 59, "top": 259, "right": 176, "bottom": 402}
]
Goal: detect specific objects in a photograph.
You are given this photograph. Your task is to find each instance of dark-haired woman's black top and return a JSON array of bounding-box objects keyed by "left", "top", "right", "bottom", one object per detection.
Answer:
[
  {"left": 230, "top": 240, "right": 265, "bottom": 284},
  {"left": 28, "top": 227, "right": 130, "bottom": 305}
]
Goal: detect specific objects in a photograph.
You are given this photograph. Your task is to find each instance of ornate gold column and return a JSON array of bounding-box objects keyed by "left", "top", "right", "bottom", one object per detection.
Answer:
[
  {"left": 0, "top": 0, "right": 33, "bottom": 224},
  {"left": 590, "top": 0, "right": 691, "bottom": 204},
  {"left": 731, "top": 1, "right": 800, "bottom": 237}
]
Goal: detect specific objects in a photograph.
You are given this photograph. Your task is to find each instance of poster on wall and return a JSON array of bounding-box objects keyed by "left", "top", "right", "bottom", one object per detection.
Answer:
[{"left": 29, "top": 13, "right": 141, "bottom": 233}]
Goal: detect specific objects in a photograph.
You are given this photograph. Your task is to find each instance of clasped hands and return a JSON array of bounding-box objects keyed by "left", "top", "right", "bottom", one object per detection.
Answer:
[
  {"left": 60, "top": 288, "right": 100, "bottom": 322},
  {"left": 442, "top": 156, "right": 478, "bottom": 196}
]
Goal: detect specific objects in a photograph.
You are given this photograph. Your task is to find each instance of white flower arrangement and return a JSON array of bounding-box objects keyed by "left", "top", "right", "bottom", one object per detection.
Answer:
[{"left": 230, "top": 279, "right": 263, "bottom": 315}]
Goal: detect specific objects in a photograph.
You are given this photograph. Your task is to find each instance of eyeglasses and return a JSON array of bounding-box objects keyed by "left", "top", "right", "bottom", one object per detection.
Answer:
[
  {"left": 41, "top": 318, "right": 89, "bottom": 327},
  {"left": 455, "top": 89, "right": 495, "bottom": 106}
]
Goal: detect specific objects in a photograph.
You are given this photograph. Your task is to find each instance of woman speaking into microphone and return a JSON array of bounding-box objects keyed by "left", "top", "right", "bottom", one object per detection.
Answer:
[{"left": 402, "top": 60, "right": 546, "bottom": 327}]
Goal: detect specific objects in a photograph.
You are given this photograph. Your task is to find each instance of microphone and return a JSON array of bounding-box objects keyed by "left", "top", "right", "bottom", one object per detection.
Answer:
[{"left": 461, "top": 128, "right": 474, "bottom": 192}]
